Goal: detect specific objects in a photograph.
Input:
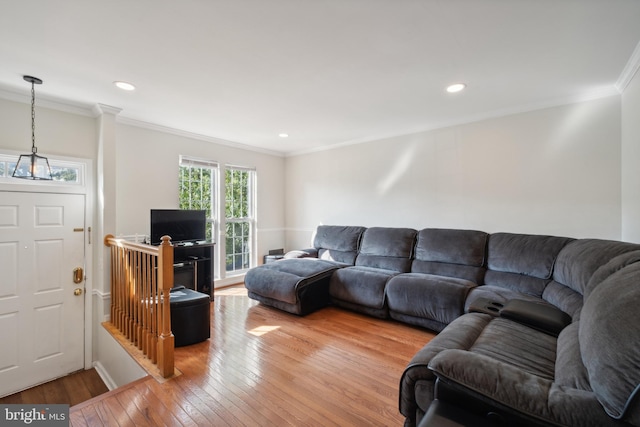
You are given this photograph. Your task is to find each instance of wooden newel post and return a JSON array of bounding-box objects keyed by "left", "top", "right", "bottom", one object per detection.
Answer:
[{"left": 157, "top": 235, "right": 175, "bottom": 378}]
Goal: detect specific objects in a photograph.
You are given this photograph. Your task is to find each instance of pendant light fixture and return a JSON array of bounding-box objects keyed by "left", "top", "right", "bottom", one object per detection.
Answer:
[{"left": 12, "top": 75, "right": 53, "bottom": 180}]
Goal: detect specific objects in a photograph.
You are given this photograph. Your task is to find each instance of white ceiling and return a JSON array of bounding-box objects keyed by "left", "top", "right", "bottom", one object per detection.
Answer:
[{"left": 1, "top": 0, "right": 640, "bottom": 156}]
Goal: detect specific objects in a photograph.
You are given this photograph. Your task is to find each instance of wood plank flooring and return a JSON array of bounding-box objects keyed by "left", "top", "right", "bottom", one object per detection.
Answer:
[
  {"left": 0, "top": 368, "right": 109, "bottom": 406},
  {"left": 70, "top": 286, "right": 436, "bottom": 426}
]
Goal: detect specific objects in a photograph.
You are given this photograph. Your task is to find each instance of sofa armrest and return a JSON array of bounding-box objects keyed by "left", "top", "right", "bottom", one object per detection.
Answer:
[
  {"left": 284, "top": 248, "right": 318, "bottom": 259},
  {"left": 399, "top": 313, "right": 493, "bottom": 420},
  {"left": 499, "top": 299, "right": 571, "bottom": 337}
]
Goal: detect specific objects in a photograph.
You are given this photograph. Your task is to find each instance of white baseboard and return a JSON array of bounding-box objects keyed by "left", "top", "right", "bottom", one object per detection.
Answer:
[{"left": 92, "top": 360, "right": 117, "bottom": 391}]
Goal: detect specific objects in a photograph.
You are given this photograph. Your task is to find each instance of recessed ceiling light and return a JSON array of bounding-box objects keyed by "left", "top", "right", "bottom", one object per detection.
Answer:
[
  {"left": 114, "top": 81, "right": 136, "bottom": 91},
  {"left": 446, "top": 83, "right": 466, "bottom": 93},
  {"left": 279, "top": 133, "right": 289, "bottom": 138}
]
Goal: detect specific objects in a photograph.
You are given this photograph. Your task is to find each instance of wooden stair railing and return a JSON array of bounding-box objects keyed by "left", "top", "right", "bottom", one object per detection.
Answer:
[{"left": 104, "top": 234, "right": 175, "bottom": 378}]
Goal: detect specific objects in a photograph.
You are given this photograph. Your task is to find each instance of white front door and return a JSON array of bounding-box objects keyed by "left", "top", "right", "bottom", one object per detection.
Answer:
[{"left": 0, "top": 191, "right": 86, "bottom": 397}]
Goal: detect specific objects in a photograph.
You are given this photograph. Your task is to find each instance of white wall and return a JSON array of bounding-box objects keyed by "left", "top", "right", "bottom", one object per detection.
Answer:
[
  {"left": 285, "top": 96, "right": 623, "bottom": 249},
  {"left": 114, "top": 124, "right": 286, "bottom": 272},
  {"left": 622, "top": 69, "right": 640, "bottom": 243},
  {"left": 0, "top": 98, "right": 96, "bottom": 158}
]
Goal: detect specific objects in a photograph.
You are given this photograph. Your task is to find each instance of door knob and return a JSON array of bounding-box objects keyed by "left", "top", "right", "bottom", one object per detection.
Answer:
[
  {"left": 73, "top": 267, "right": 84, "bottom": 284},
  {"left": 74, "top": 288, "right": 83, "bottom": 296}
]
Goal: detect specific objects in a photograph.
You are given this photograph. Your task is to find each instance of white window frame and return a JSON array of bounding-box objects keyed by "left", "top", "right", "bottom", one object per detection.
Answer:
[
  {"left": 223, "top": 164, "right": 257, "bottom": 277},
  {"left": 179, "top": 155, "right": 220, "bottom": 278}
]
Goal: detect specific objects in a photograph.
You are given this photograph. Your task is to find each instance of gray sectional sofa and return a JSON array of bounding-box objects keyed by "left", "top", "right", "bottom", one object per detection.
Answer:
[{"left": 244, "top": 225, "right": 640, "bottom": 427}]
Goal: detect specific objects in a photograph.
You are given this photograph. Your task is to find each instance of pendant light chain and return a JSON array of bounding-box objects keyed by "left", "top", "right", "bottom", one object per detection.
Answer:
[{"left": 31, "top": 80, "right": 37, "bottom": 154}]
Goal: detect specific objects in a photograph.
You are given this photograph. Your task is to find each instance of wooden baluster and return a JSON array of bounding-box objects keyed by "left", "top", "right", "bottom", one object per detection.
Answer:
[
  {"left": 121, "top": 247, "right": 127, "bottom": 337},
  {"left": 141, "top": 253, "right": 149, "bottom": 357},
  {"left": 127, "top": 249, "right": 132, "bottom": 342},
  {"left": 134, "top": 250, "right": 141, "bottom": 349},
  {"left": 150, "top": 256, "right": 157, "bottom": 363},
  {"left": 157, "top": 235, "right": 175, "bottom": 378},
  {"left": 117, "top": 245, "right": 124, "bottom": 332}
]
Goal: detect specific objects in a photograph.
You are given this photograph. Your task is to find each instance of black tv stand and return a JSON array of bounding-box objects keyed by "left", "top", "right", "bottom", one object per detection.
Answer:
[{"left": 172, "top": 241, "right": 215, "bottom": 300}]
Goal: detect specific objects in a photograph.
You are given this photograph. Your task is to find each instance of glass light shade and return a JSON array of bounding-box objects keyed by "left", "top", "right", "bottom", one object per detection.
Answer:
[{"left": 12, "top": 153, "right": 53, "bottom": 180}]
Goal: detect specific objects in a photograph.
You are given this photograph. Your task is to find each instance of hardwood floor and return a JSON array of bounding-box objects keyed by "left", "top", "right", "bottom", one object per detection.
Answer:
[
  {"left": 70, "top": 286, "right": 435, "bottom": 426},
  {"left": 0, "top": 368, "right": 108, "bottom": 406}
]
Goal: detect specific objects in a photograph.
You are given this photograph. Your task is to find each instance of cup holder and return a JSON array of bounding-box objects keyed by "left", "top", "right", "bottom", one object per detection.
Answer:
[
  {"left": 486, "top": 301, "right": 504, "bottom": 313},
  {"left": 469, "top": 298, "right": 507, "bottom": 317}
]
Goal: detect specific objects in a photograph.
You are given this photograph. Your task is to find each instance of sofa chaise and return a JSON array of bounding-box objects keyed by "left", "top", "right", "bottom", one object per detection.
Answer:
[{"left": 243, "top": 225, "right": 640, "bottom": 426}]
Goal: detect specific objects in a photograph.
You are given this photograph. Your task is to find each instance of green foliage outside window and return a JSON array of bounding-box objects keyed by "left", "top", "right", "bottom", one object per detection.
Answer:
[
  {"left": 178, "top": 162, "right": 254, "bottom": 273},
  {"left": 225, "top": 169, "right": 252, "bottom": 272},
  {"left": 50, "top": 166, "right": 78, "bottom": 182},
  {"left": 179, "top": 165, "right": 214, "bottom": 241}
]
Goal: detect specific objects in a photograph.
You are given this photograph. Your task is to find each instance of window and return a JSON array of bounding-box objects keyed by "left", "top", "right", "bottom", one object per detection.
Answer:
[
  {"left": 178, "top": 157, "right": 256, "bottom": 280},
  {"left": 225, "top": 166, "right": 255, "bottom": 273},
  {"left": 0, "top": 155, "right": 83, "bottom": 184},
  {"left": 179, "top": 156, "right": 218, "bottom": 242}
]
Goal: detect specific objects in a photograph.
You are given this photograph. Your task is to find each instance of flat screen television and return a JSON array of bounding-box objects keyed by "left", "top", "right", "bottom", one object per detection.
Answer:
[{"left": 150, "top": 209, "right": 206, "bottom": 245}]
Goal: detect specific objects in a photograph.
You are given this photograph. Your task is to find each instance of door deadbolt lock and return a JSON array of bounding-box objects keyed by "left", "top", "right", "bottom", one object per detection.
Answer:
[
  {"left": 74, "top": 288, "right": 83, "bottom": 296},
  {"left": 73, "top": 267, "right": 84, "bottom": 284}
]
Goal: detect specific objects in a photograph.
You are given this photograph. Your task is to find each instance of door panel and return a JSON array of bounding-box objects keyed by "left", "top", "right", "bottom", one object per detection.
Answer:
[{"left": 0, "top": 192, "right": 85, "bottom": 397}]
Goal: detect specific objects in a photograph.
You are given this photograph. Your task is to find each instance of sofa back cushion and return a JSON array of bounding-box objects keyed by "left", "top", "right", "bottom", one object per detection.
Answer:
[
  {"left": 314, "top": 225, "right": 366, "bottom": 265},
  {"left": 552, "top": 238, "right": 640, "bottom": 295},
  {"left": 579, "top": 254, "right": 640, "bottom": 422},
  {"left": 355, "top": 227, "right": 416, "bottom": 272},
  {"left": 541, "top": 239, "right": 640, "bottom": 320},
  {"left": 484, "top": 233, "right": 573, "bottom": 297},
  {"left": 411, "top": 228, "right": 488, "bottom": 283}
]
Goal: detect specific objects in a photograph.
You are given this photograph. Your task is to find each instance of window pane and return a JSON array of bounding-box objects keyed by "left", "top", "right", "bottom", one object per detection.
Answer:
[
  {"left": 225, "top": 168, "right": 254, "bottom": 273},
  {"left": 50, "top": 166, "right": 79, "bottom": 182},
  {"left": 179, "top": 164, "right": 216, "bottom": 242}
]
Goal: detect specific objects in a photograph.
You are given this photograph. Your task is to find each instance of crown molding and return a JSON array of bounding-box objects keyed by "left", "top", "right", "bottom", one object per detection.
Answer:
[
  {"left": 0, "top": 85, "right": 284, "bottom": 157},
  {"left": 116, "top": 116, "right": 285, "bottom": 158},
  {"left": 92, "top": 103, "right": 122, "bottom": 117},
  {"left": 0, "top": 85, "right": 95, "bottom": 117},
  {"left": 616, "top": 39, "right": 640, "bottom": 93},
  {"left": 286, "top": 89, "right": 620, "bottom": 158}
]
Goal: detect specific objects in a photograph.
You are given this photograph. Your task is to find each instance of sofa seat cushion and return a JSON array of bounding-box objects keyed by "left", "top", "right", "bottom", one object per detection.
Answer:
[
  {"left": 428, "top": 349, "right": 620, "bottom": 427},
  {"left": 387, "top": 273, "right": 476, "bottom": 326},
  {"left": 469, "top": 318, "right": 557, "bottom": 380},
  {"left": 329, "top": 265, "right": 397, "bottom": 309},
  {"left": 244, "top": 258, "right": 341, "bottom": 315},
  {"left": 246, "top": 258, "right": 340, "bottom": 303}
]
